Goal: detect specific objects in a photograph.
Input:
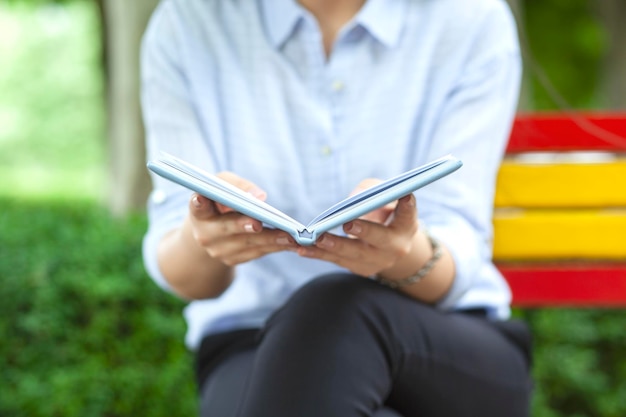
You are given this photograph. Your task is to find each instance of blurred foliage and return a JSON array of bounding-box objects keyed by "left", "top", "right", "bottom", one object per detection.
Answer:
[
  {"left": 0, "top": 0, "right": 624, "bottom": 416},
  {"left": 0, "top": 1, "right": 105, "bottom": 200},
  {"left": 519, "top": 309, "right": 626, "bottom": 417},
  {"left": 522, "top": 0, "right": 608, "bottom": 110},
  {"left": 2, "top": 198, "right": 625, "bottom": 417},
  {"left": 0, "top": 199, "right": 196, "bottom": 417}
]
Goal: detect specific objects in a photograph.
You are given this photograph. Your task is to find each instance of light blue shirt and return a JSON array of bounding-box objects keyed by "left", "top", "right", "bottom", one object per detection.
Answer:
[{"left": 141, "top": 0, "right": 522, "bottom": 350}]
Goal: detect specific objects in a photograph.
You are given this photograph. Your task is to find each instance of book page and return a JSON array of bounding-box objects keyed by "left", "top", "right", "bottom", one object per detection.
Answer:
[{"left": 306, "top": 156, "right": 455, "bottom": 227}]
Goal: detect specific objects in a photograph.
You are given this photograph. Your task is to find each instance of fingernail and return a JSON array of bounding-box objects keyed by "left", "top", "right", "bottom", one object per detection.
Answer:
[
  {"left": 244, "top": 223, "right": 255, "bottom": 233},
  {"left": 346, "top": 222, "right": 362, "bottom": 235},
  {"left": 276, "top": 236, "right": 290, "bottom": 245},
  {"left": 317, "top": 235, "right": 334, "bottom": 248},
  {"left": 192, "top": 195, "right": 202, "bottom": 208}
]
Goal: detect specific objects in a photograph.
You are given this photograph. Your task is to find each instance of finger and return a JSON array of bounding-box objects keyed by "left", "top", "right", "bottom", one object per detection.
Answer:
[
  {"left": 189, "top": 193, "right": 219, "bottom": 220},
  {"left": 200, "top": 211, "right": 264, "bottom": 240},
  {"left": 342, "top": 219, "right": 392, "bottom": 247},
  {"left": 360, "top": 204, "right": 396, "bottom": 224},
  {"left": 208, "top": 230, "right": 297, "bottom": 265},
  {"left": 349, "top": 178, "right": 382, "bottom": 197},
  {"left": 311, "top": 229, "right": 410, "bottom": 277},
  {"left": 222, "top": 244, "right": 292, "bottom": 266},
  {"left": 388, "top": 194, "right": 418, "bottom": 232},
  {"left": 314, "top": 233, "right": 387, "bottom": 268},
  {"left": 361, "top": 195, "right": 418, "bottom": 253},
  {"left": 349, "top": 179, "right": 397, "bottom": 223},
  {"left": 314, "top": 233, "right": 372, "bottom": 262},
  {"left": 343, "top": 212, "right": 414, "bottom": 253},
  {"left": 298, "top": 239, "right": 382, "bottom": 277}
]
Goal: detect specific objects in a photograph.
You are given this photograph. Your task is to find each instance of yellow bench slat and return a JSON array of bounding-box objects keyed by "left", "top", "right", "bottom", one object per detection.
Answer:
[
  {"left": 493, "top": 209, "right": 626, "bottom": 260},
  {"left": 495, "top": 159, "right": 626, "bottom": 208}
]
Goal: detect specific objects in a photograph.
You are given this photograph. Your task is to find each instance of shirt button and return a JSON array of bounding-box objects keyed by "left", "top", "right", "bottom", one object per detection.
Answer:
[
  {"left": 321, "top": 145, "right": 333, "bottom": 156},
  {"left": 331, "top": 80, "right": 345, "bottom": 92}
]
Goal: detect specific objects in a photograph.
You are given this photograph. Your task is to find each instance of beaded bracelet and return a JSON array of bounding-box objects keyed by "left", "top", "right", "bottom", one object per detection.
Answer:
[{"left": 375, "top": 232, "right": 442, "bottom": 289}]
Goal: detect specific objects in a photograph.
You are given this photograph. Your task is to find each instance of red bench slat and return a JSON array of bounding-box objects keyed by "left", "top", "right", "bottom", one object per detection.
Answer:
[
  {"left": 499, "top": 264, "right": 626, "bottom": 307},
  {"left": 507, "top": 113, "right": 626, "bottom": 153}
]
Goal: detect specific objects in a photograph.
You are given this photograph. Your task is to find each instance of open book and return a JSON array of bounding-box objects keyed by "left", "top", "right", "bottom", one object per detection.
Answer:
[{"left": 147, "top": 153, "right": 462, "bottom": 245}]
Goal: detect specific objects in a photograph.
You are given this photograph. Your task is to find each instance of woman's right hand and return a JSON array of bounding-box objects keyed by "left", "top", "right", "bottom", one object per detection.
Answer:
[
  {"left": 186, "top": 172, "right": 298, "bottom": 267},
  {"left": 158, "top": 172, "right": 297, "bottom": 300}
]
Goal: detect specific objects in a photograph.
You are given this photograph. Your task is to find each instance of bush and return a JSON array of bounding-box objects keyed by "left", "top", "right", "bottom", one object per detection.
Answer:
[
  {"left": 521, "top": 308, "right": 626, "bottom": 417},
  {"left": 2, "top": 199, "right": 625, "bottom": 416},
  {"left": 0, "top": 199, "right": 196, "bottom": 417}
]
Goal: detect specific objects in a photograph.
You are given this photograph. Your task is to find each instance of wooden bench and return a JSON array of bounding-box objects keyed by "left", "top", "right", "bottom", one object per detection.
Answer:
[{"left": 494, "top": 113, "right": 626, "bottom": 307}]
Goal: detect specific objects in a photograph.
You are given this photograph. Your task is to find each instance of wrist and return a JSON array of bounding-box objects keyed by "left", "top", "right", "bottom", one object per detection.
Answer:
[
  {"left": 376, "top": 229, "right": 442, "bottom": 289},
  {"left": 158, "top": 218, "right": 234, "bottom": 299}
]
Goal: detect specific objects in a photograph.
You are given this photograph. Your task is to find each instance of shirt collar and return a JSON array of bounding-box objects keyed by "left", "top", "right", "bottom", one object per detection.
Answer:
[
  {"left": 355, "top": 0, "right": 406, "bottom": 48},
  {"left": 260, "top": 0, "right": 406, "bottom": 49},
  {"left": 260, "top": 0, "right": 304, "bottom": 49}
]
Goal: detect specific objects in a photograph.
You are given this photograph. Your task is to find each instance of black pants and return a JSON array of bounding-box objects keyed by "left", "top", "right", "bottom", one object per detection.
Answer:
[{"left": 196, "top": 273, "right": 533, "bottom": 417}]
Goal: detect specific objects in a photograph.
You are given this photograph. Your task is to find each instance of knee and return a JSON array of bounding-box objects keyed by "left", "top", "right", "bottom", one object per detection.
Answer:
[
  {"left": 259, "top": 273, "right": 436, "bottom": 368},
  {"left": 291, "top": 273, "right": 378, "bottom": 314},
  {"left": 264, "top": 273, "right": 393, "bottom": 336}
]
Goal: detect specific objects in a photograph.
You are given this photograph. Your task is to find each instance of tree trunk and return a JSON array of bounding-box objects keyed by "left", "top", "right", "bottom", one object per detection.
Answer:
[
  {"left": 102, "top": 0, "right": 159, "bottom": 216},
  {"left": 596, "top": 0, "right": 626, "bottom": 109}
]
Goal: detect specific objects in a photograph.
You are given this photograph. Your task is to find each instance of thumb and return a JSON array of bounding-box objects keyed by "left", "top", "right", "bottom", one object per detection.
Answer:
[
  {"left": 351, "top": 178, "right": 397, "bottom": 223},
  {"left": 349, "top": 178, "right": 382, "bottom": 197},
  {"left": 189, "top": 193, "right": 219, "bottom": 220},
  {"left": 389, "top": 194, "right": 418, "bottom": 231}
]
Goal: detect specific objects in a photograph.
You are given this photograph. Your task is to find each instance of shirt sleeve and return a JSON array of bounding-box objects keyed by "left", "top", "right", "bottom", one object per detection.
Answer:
[
  {"left": 140, "top": 2, "right": 217, "bottom": 292},
  {"left": 417, "top": 2, "right": 522, "bottom": 309}
]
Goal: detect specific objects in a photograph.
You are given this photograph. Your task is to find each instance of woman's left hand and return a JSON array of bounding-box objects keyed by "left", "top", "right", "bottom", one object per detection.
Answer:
[{"left": 297, "top": 183, "right": 419, "bottom": 277}]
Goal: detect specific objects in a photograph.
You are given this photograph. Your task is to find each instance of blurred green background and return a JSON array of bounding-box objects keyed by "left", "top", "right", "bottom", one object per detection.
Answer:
[{"left": 1, "top": 0, "right": 625, "bottom": 416}]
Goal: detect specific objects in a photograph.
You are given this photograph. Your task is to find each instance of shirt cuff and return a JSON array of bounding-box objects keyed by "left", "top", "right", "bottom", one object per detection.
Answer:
[
  {"left": 426, "top": 218, "right": 488, "bottom": 310},
  {"left": 142, "top": 189, "right": 191, "bottom": 293}
]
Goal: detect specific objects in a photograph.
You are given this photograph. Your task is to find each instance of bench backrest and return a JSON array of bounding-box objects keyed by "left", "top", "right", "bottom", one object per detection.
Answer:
[{"left": 493, "top": 113, "right": 626, "bottom": 307}]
